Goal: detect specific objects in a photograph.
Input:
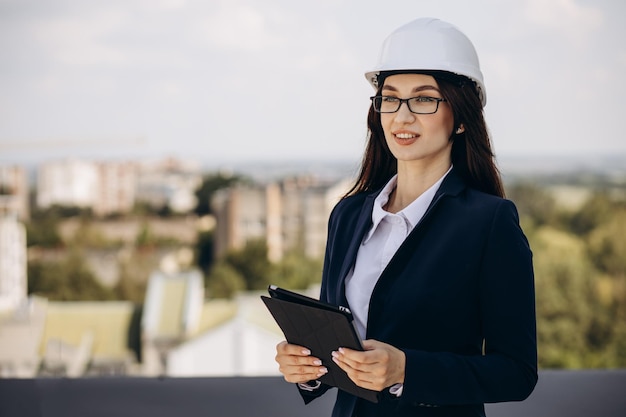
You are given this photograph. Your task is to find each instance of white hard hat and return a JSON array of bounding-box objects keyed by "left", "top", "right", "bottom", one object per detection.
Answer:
[{"left": 365, "top": 18, "right": 487, "bottom": 107}]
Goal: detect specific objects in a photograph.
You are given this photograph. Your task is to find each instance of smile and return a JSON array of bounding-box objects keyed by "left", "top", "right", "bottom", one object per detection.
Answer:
[{"left": 395, "top": 133, "right": 418, "bottom": 139}]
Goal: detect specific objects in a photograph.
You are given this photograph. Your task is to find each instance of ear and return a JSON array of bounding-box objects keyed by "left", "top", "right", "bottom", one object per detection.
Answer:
[{"left": 455, "top": 124, "right": 465, "bottom": 134}]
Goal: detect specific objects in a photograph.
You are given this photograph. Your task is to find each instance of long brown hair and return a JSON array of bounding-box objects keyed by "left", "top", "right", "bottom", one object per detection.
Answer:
[{"left": 344, "top": 71, "right": 505, "bottom": 198}]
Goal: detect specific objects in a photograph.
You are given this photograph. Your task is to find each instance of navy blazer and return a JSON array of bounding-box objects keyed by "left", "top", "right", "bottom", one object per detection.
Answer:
[{"left": 299, "top": 169, "right": 537, "bottom": 417}]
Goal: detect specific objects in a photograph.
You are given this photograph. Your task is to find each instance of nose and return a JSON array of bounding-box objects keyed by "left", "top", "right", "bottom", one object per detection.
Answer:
[{"left": 394, "top": 101, "right": 416, "bottom": 123}]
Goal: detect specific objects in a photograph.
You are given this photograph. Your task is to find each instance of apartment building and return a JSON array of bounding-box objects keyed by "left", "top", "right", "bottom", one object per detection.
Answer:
[
  {"left": 0, "top": 165, "right": 29, "bottom": 221},
  {"left": 211, "top": 177, "right": 350, "bottom": 261},
  {"left": 36, "top": 159, "right": 99, "bottom": 210},
  {"left": 0, "top": 215, "right": 27, "bottom": 312},
  {"left": 212, "top": 183, "right": 282, "bottom": 262},
  {"left": 135, "top": 158, "right": 202, "bottom": 214},
  {"left": 36, "top": 159, "right": 139, "bottom": 217},
  {"left": 94, "top": 161, "right": 137, "bottom": 217}
]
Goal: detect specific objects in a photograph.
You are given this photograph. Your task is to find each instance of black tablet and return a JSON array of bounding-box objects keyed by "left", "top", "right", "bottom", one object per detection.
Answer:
[{"left": 261, "top": 285, "right": 378, "bottom": 403}]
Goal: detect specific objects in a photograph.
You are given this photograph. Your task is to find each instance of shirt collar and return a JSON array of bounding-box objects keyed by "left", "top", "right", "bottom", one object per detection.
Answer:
[{"left": 364, "top": 166, "right": 452, "bottom": 244}]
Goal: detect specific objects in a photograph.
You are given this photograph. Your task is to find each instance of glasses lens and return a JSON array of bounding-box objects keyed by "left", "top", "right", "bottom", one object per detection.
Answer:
[
  {"left": 408, "top": 97, "right": 437, "bottom": 114},
  {"left": 373, "top": 96, "right": 399, "bottom": 113}
]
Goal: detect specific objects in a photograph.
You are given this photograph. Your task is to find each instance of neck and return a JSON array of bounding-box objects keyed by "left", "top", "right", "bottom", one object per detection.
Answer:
[{"left": 386, "top": 159, "right": 451, "bottom": 213}]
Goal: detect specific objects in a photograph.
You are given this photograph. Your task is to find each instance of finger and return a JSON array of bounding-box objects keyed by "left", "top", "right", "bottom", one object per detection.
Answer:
[
  {"left": 276, "top": 341, "right": 314, "bottom": 356},
  {"left": 280, "top": 364, "right": 328, "bottom": 382},
  {"left": 279, "top": 353, "right": 323, "bottom": 367},
  {"left": 335, "top": 347, "right": 380, "bottom": 367},
  {"left": 279, "top": 361, "right": 329, "bottom": 384},
  {"left": 331, "top": 353, "right": 379, "bottom": 389}
]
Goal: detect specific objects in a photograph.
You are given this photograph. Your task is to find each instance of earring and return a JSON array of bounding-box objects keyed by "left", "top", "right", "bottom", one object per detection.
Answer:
[{"left": 456, "top": 126, "right": 465, "bottom": 134}]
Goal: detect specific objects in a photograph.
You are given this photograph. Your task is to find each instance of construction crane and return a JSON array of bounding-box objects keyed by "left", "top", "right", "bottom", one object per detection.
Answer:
[{"left": 0, "top": 136, "right": 147, "bottom": 152}]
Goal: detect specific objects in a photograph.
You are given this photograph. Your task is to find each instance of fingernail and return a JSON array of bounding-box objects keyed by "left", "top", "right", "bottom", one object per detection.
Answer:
[
  {"left": 313, "top": 359, "right": 322, "bottom": 366},
  {"left": 331, "top": 351, "right": 338, "bottom": 358},
  {"left": 338, "top": 347, "right": 345, "bottom": 354},
  {"left": 332, "top": 356, "right": 339, "bottom": 364},
  {"left": 302, "top": 349, "right": 311, "bottom": 355},
  {"left": 320, "top": 367, "right": 328, "bottom": 374}
]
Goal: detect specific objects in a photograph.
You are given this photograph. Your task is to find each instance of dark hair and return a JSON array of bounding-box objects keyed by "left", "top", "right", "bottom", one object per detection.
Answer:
[{"left": 344, "top": 71, "right": 505, "bottom": 198}]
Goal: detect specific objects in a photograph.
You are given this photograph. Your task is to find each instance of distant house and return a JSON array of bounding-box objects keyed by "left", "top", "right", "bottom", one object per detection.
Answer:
[
  {"left": 141, "top": 270, "right": 285, "bottom": 377},
  {"left": 166, "top": 294, "right": 284, "bottom": 377}
]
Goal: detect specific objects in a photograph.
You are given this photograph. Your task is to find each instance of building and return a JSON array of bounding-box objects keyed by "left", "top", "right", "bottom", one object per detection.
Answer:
[
  {"left": 166, "top": 293, "right": 283, "bottom": 377},
  {"left": 212, "top": 177, "right": 350, "bottom": 261},
  {"left": 135, "top": 158, "right": 202, "bottom": 214},
  {"left": 212, "top": 183, "right": 283, "bottom": 261},
  {"left": 0, "top": 165, "right": 29, "bottom": 221},
  {"left": 141, "top": 269, "right": 204, "bottom": 375},
  {"left": 37, "top": 159, "right": 99, "bottom": 210},
  {"left": 0, "top": 215, "right": 27, "bottom": 313},
  {"left": 37, "top": 159, "right": 139, "bottom": 217},
  {"left": 0, "top": 297, "right": 47, "bottom": 377},
  {"left": 94, "top": 161, "right": 137, "bottom": 217}
]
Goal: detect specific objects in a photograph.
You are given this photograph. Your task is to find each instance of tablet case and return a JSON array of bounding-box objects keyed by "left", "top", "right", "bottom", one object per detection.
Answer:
[{"left": 261, "top": 285, "right": 379, "bottom": 403}]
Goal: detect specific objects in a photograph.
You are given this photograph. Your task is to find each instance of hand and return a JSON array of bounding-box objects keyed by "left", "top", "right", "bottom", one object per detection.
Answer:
[
  {"left": 331, "top": 339, "right": 406, "bottom": 392},
  {"left": 275, "top": 341, "right": 328, "bottom": 384}
]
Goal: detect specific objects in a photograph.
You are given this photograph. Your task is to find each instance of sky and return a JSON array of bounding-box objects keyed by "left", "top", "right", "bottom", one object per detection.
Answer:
[{"left": 1, "top": 0, "right": 625, "bottom": 168}]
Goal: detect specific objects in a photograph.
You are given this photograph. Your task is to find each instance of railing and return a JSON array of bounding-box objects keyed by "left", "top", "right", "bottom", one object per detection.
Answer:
[{"left": 1, "top": 370, "right": 625, "bottom": 417}]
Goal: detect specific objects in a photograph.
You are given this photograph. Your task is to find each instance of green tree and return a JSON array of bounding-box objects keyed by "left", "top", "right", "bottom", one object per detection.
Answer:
[
  {"left": 273, "top": 250, "right": 323, "bottom": 289},
  {"left": 569, "top": 192, "right": 617, "bottom": 235},
  {"left": 205, "top": 261, "right": 246, "bottom": 299},
  {"left": 506, "top": 182, "right": 559, "bottom": 228},
  {"left": 587, "top": 208, "right": 626, "bottom": 276},
  {"left": 28, "top": 250, "right": 115, "bottom": 301},
  {"left": 531, "top": 226, "right": 598, "bottom": 368},
  {"left": 25, "top": 218, "right": 63, "bottom": 247},
  {"left": 194, "top": 173, "right": 246, "bottom": 216},
  {"left": 223, "top": 239, "right": 274, "bottom": 290},
  {"left": 585, "top": 208, "right": 626, "bottom": 367}
]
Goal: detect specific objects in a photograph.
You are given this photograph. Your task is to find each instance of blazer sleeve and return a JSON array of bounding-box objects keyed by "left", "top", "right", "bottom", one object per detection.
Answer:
[
  {"left": 295, "top": 202, "right": 342, "bottom": 404},
  {"left": 399, "top": 199, "right": 538, "bottom": 407}
]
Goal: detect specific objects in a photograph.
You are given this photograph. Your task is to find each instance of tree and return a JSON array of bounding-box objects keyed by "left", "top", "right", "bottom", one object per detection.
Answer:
[
  {"left": 205, "top": 261, "right": 246, "bottom": 299},
  {"left": 273, "top": 250, "right": 323, "bottom": 290},
  {"left": 529, "top": 222, "right": 626, "bottom": 368},
  {"left": 587, "top": 208, "right": 626, "bottom": 276},
  {"left": 28, "top": 249, "right": 115, "bottom": 301},
  {"left": 568, "top": 192, "right": 617, "bottom": 236},
  {"left": 194, "top": 173, "right": 246, "bottom": 216},
  {"left": 223, "top": 239, "right": 274, "bottom": 290},
  {"left": 505, "top": 182, "right": 559, "bottom": 228},
  {"left": 25, "top": 218, "right": 63, "bottom": 247}
]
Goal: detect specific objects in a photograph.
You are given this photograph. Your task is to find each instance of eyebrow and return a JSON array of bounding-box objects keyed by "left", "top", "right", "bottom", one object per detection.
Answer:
[{"left": 381, "top": 85, "right": 441, "bottom": 94}]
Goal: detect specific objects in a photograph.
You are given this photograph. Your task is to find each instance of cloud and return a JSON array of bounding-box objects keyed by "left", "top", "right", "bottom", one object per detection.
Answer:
[
  {"left": 523, "top": 0, "right": 603, "bottom": 44},
  {"left": 199, "top": 1, "right": 289, "bottom": 51},
  {"left": 30, "top": 8, "right": 130, "bottom": 68}
]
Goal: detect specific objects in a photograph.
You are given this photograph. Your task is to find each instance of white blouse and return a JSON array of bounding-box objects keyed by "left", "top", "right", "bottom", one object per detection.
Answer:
[{"left": 345, "top": 168, "right": 451, "bottom": 340}]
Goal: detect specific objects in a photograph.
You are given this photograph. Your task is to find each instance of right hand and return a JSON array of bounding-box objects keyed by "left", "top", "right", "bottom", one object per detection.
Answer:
[{"left": 275, "top": 341, "right": 328, "bottom": 384}]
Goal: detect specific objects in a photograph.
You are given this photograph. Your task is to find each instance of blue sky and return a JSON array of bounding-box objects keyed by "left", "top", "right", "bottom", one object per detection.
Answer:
[{"left": 1, "top": 0, "right": 625, "bottom": 167}]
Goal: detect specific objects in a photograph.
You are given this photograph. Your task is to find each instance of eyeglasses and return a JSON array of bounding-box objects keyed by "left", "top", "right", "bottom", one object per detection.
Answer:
[{"left": 370, "top": 95, "right": 447, "bottom": 114}]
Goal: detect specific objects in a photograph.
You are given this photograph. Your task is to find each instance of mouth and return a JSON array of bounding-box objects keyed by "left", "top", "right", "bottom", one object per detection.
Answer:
[
  {"left": 395, "top": 132, "right": 418, "bottom": 139},
  {"left": 392, "top": 131, "right": 420, "bottom": 144}
]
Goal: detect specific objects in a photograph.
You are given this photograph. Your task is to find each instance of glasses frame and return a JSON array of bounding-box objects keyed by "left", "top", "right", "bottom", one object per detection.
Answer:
[{"left": 370, "top": 95, "right": 447, "bottom": 114}]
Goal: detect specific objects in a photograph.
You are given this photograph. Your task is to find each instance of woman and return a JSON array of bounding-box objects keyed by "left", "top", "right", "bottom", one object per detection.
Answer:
[{"left": 275, "top": 17, "right": 537, "bottom": 417}]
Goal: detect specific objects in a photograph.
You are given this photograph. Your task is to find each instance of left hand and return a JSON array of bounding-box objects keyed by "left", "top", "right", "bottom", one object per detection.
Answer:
[{"left": 331, "top": 339, "right": 406, "bottom": 392}]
